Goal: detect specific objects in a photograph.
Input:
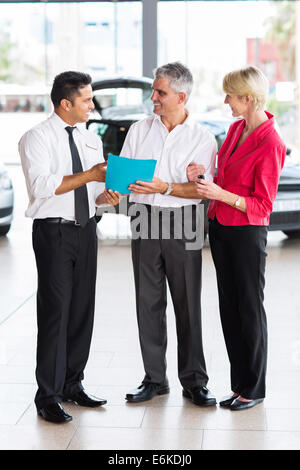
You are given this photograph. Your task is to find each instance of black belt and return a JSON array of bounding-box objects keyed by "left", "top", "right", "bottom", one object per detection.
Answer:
[{"left": 35, "top": 217, "right": 93, "bottom": 226}]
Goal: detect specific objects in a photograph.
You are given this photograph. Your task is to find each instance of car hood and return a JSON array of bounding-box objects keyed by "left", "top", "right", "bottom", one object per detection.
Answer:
[
  {"left": 92, "top": 76, "right": 153, "bottom": 117},
  {"left": 0, "top": 160, "right": 7, "bottom": 173},
  {"left": 92, "top": 76, "right": 153, "bottom": 91}
]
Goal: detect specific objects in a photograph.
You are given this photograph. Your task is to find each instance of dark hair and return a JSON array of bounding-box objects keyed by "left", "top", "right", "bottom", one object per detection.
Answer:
[{"left": 50, "top": 71, "right": 92, "bottom": 108}]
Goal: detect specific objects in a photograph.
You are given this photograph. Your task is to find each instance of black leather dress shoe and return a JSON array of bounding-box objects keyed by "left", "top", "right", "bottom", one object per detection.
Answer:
[
  {"left": 219, "top": 393, "right": 239, "bottom": 407},
  {"left": 230, "top": 397, "right": 264, "bottom": 411},
  {"left": 182, "top": 386, "right": 217, "bottom": 406},
  {"left": 37, "top": 403, "right": 72, "bottom": 424},
  {"left": 126, "top": 383, "right": 170, "bottom": 403},
  {"left": 63, "top": 389, "right": 107, "bottom": 408}
]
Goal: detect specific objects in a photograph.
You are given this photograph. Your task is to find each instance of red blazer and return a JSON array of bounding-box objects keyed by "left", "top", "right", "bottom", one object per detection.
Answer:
[{"left": 207, "top": 112, "right": 286, "bottom": 226}]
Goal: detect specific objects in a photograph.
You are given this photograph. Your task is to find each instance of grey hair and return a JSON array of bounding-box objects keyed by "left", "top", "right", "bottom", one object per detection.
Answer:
[{"left": 153, "top": 62, "right": 193, "bottom": 102}]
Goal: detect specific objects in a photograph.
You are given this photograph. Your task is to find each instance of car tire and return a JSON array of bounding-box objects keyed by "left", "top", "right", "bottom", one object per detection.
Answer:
[
  {"left": 0, "top": 224, "right": 11, "bottom": 236},
  {"left": 283, "top": 230, "right": 300, "bottom": 239}
]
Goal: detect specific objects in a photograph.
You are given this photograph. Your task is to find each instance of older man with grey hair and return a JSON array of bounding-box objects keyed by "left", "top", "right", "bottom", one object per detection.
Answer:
[{"left": 121, "top": 62, "right": 217, "bottom": 406}]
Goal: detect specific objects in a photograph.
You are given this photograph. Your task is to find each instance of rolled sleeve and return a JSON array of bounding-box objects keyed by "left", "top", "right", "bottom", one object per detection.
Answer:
[
  {"left": 188, "top": 132, "right": 217, "bottom": 204},
  {"left": 194, "top": 133, "right": 217, "bottom": 183},
  {"left": 19, "top": 129, "right": 63, "bottom": 199},
  {"left": 204, "top": 137, "right": 217, "bottom": 183},
  {"left": 244, "top": 145, "right": 285, "bottom": 224},
  {"left": 33, "top": 173, "right": 63, "bottom": 198}
]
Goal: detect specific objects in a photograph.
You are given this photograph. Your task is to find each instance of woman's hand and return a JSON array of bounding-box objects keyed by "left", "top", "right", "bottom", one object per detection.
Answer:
[
  {"left": 129, "top": 177, "right": 168, "bottom": 194},
  {"left": 103, "top": 189, "right": 122, "bottom": 206},
  {"left": 186, "top": 162, "right": 205, "bottom": 182},
  {"left": 195, "top": 179, "right": 225, "bottom": 201},
  {"left": 195, "top": 180, "right": 247, "bottom": 211}
]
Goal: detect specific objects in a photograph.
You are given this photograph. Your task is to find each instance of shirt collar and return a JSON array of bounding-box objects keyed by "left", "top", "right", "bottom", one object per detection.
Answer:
[
  {"left": 252, "top": 111, "right": 276, "bottom": 141},
  {"left": 183, "top": 110, "right": 193, "bottom": 127},
  {"left": 153, "top": 109, "right": 193, "bottom": 129},
  {"left": 50, "top": 112, "right": 85, "bottom": 135}
]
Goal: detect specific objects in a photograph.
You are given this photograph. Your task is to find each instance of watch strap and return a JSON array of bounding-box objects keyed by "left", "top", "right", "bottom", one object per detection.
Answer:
[{"left": 164, "top": 183, "right": 173, "bottom": 196}]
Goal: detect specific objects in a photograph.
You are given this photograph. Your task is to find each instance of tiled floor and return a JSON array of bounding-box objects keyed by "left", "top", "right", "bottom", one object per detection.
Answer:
[{"left": 0, "top": 165, "right": 300, "bottom": 450}]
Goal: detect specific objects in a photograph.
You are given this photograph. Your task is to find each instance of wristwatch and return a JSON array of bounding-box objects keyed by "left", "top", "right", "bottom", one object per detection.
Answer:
[
  {"left": 164, "top": 183, "right": 173, "bottom": 196},
  {"left": 234, "top": 197, "right": 241, "bottom": 208}
]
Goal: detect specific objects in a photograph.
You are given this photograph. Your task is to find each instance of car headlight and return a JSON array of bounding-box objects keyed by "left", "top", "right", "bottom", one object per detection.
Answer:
[{"left": 0, "top": 172, "right": 13, "bottom": 190}]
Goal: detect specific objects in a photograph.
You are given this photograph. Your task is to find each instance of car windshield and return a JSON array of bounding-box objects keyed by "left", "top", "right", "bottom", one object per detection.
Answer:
[{"left": 92, "top": 87, "right": 153, "bottom": 119}]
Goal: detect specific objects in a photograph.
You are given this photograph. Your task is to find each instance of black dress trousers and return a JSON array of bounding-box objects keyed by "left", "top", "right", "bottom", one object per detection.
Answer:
[
  {"left": 32, "top": 217, "right": 98, "bottom": 409},
  {"left": 209, "top": 218, "right": 268, "bottom": 399},
  {"left": 131, "top": 205, "right": 208, "bottom": 389}
]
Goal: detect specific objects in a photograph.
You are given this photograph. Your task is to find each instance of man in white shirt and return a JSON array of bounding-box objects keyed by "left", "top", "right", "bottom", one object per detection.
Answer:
[
  {"left": 122, "top": 62, "right": 218, "bottom": 406},
  {"left": 19, "top": 71, "right": 119, "bottom": 424}
]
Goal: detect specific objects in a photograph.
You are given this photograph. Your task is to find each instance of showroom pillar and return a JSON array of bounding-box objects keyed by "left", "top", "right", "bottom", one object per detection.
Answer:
[{"left": 142, "top": 0, "right": 157, "bottom": 78}]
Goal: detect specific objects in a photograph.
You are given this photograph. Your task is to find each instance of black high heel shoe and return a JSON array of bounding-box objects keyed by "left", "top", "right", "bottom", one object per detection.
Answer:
[
  {"left": 230, "top": 397, "right": 264, "bottom": 411},
  {"left": 219, "top": 393, "right": 239, "bottom": 407}
]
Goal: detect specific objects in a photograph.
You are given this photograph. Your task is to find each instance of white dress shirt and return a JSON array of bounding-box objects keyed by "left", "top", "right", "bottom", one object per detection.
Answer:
[
  {"left": 19, "top": 112, "right": 105, "bottom": 220},
  {"left": 120, "top": 113, "right": 217, "bottom": 207}
]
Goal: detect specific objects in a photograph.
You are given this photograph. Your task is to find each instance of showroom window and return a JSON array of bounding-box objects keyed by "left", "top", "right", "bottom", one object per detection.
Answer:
[
  {"left": 0, "top": 1, "right": 298, "bottom": 164},
  {"left": 0, "top": 1, "right": 142, "bottom": 164},
  {"left": 158, "top": 0, "right": 299, "bottom": 163}
]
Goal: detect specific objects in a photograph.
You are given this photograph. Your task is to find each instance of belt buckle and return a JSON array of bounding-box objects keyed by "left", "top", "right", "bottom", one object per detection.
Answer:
[{"left": 74, "top": 220, "right": 81, "bottom": 226}]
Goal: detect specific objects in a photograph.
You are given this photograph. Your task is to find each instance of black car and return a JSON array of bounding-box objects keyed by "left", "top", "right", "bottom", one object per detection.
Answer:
[
  {"left": 87, "top": 77, "right": 300, "bottom": 238},
  {"left": 269, "top": 153, "right": 300, "bottom": 237}
]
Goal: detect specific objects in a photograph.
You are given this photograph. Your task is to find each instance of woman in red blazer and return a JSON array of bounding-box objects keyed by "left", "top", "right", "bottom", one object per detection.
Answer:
[{"left": 193, "top": 66, "right": 286, "bottom": 410}]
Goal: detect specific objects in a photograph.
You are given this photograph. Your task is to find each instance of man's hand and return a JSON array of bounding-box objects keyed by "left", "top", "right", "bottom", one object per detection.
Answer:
[
  {"left": 55, "top": 162, "right": 107, "bottom": 195},
  {"left": 103, "top": 189, "right": 122, "bottom": 206},
  {"left": 186, "top": 162, "right": 205, "bottom": 182},
  {"left": 129, "top": 177, "right": 168, "bottom": 194},
  {"left": 96, "top": 189, "right": 122, "bottom": 206},
  {"left": 90, "top": 162, "right": 107, "bottom": 182}
]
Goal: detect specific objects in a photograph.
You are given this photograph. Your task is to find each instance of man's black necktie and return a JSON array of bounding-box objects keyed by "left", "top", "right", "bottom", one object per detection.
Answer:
[{"left": 65, "top": 126, "right": 89, "bottom": 227}]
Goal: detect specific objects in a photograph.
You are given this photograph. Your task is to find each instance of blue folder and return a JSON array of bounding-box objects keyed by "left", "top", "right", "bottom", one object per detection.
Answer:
[{"left": 105, "top": 153, "right": 157, "bottom": 194}]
